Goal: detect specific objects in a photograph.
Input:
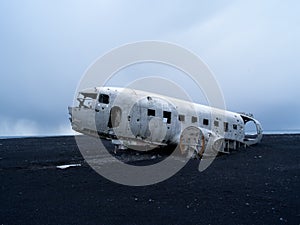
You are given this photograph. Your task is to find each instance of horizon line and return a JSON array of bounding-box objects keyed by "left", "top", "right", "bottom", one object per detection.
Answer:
[{"left": 0, "top": 130, "right": 300, "bottom": 139}]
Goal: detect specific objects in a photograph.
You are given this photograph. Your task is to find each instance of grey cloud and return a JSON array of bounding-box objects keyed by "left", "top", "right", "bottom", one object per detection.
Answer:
[{"left": 0, "top": 0, "right": 299, "bottom": 135}]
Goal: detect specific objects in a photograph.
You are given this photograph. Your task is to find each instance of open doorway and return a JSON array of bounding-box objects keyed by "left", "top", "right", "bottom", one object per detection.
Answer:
[{"left": 108, "top": 106, "right": 122, "bottom": 128}]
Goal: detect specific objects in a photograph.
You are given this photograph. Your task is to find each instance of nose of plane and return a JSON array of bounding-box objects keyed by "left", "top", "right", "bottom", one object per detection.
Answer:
[{"left": 68, "top": 106, "right": 73, "bottom": 122}]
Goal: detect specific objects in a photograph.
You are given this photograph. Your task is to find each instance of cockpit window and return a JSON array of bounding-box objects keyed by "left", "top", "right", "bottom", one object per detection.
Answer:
[
  {"left": 99, "top": 94, "right": 109, "bottom": 104},
  {"left": 77, "top": 92, "right": 97, "bottom": 108}
]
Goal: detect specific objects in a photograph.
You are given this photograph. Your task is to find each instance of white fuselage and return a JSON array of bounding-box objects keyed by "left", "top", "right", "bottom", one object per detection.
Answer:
[{"left": 69, "top": 87, "right": 263, "bottom": 154}]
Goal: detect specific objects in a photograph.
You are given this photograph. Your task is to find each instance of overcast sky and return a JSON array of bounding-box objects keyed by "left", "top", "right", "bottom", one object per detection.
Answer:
[{"left": 0, "top": 0, "right": 299, "bottom": 136}]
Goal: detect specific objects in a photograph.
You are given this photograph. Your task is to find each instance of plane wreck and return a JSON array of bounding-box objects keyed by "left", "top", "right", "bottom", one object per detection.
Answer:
[{"left": 68, "top": 87, "right": 262, "bottom": 157}]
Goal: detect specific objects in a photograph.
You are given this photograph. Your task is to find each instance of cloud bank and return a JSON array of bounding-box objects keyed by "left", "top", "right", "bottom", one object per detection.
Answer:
[{"left": 0, "top": 0, "right": 299, "bottom": 135}]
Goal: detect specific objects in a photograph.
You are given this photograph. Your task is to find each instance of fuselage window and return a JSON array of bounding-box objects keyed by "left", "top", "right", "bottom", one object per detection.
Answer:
[
  {"left": 99, "top": 94, "right": 109, "bottom": 104},
  {"left": 148, "top": 109, "right": 156, "bottom": 116},
  {"left": 224, "top": 122, "right": 229, "bottom": 132},
  {"left": 163, "top": 111, "right": 171, "bottom": 124},
  {"left": 192, "top": 116, "right": 197, "bottom": 123},
  {"left": 233, "top": 124, "right": 238, "bottom": 130},
  {"left": 214, "top": 121, "right": 219, "bottom": 127},
  {"left": 178, "top": 114, "right": 185, "bottom": 122},
  {"left": 203, "top": 119, "right": 209, "bottom": 126}
]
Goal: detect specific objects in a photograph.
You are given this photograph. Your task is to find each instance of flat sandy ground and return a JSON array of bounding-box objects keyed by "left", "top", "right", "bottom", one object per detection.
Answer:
[{"left": 0, "top": 134, "right": 299, "bottom": 225}]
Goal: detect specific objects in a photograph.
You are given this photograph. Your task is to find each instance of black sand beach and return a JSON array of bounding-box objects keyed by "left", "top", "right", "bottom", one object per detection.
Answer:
[{"left": 0, "top": 134, "right": 299, "bottom": 225}]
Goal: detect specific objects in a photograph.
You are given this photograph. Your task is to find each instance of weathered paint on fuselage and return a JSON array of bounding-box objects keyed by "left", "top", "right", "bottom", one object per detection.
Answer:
[{"left": 69, "top": 87, "right": 263, "bottom": 153}]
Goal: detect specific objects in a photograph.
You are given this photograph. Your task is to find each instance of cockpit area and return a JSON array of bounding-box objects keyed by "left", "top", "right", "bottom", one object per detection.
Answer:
[
  {"left": 77, "top": 92, "right": 97, "bottom": 109},
  {"left": 75, "top": 87, "right": 111, "bottom": 109}
]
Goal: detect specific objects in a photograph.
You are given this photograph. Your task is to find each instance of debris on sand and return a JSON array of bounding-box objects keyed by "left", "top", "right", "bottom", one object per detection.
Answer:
[{"left": 56, "top": 164, "right": 81, "bottom": 169}]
